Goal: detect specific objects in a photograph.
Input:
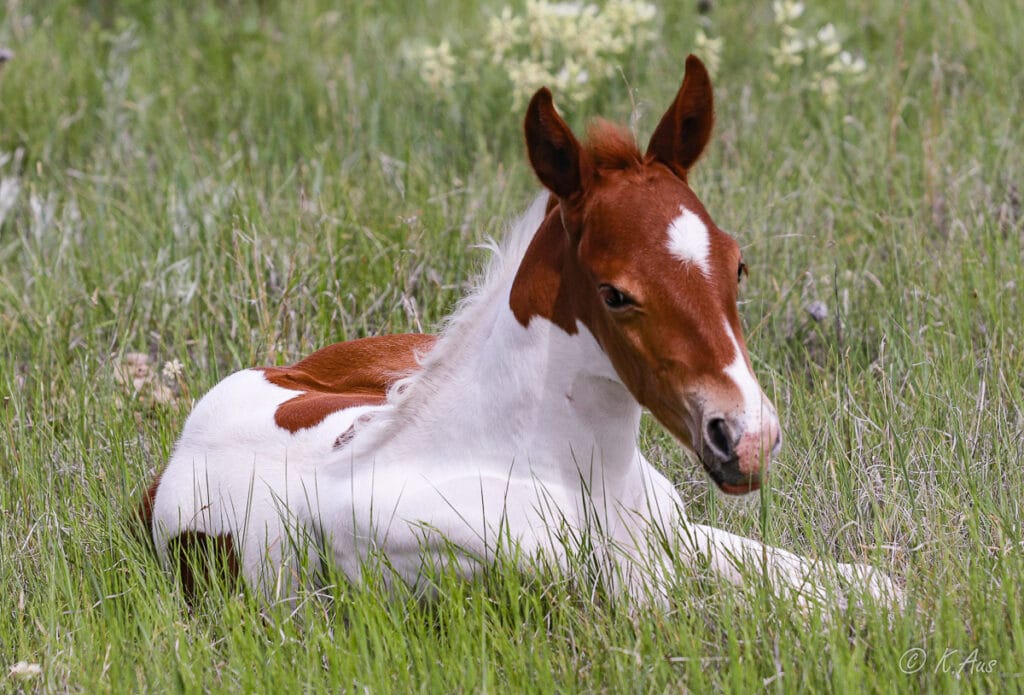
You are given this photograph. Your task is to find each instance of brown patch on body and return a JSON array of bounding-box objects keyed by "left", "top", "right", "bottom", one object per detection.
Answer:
[{"left": 261, "top": 333, "right": 436, "bottom": 432}]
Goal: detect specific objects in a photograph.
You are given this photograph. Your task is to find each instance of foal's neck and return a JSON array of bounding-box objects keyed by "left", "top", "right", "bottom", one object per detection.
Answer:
[
  {"left": 377, "top": 206, "right": 642, "bottom": 484},
  {"left": 468, "top": 301, "right": 643, "bottom": 479}
]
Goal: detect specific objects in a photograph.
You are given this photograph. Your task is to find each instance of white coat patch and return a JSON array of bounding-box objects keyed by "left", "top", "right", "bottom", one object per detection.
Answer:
[
  {"left": 666, "top": 207, "right": 710, "bottom": 274},
  {"left": 722, "top": 320, "right": 766, "bottom": 420}
]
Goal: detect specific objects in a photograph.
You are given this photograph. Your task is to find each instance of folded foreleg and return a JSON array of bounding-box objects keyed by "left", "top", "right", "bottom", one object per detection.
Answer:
[{"left": 679, "top": 523, "right": 903, "bottom": 609}]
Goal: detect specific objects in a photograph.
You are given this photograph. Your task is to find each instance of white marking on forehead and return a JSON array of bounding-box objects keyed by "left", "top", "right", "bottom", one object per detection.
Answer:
[
  {"left": 722, "top": 321, "right": 764, "bottom": 417},
  {"left": 665, "top": 207, "right": 710, "bottom": 275}
]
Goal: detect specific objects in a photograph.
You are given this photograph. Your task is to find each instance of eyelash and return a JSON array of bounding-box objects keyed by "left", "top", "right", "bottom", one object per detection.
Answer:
[
  {"left": 600, "top": 265, "right": 744, "bottom": 308},
  {"left": 599, "top": 284, "right": 635, "bottom": 310}
]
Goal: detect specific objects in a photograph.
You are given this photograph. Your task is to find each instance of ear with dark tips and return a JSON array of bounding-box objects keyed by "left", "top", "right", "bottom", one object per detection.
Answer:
[
  {"left": 645, "top": 54, "right": 715, "bottom": 177},
  {"left": 524, "top": 87, "right": 590, "bottom": 200}
]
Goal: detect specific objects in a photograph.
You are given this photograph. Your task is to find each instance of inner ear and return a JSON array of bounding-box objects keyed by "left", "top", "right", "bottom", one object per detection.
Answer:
[
  {"left": 645, "top": 54, "right": 715, "bottom": 177},
  {"left": 524, "top": 87, "right": 590, "bottom": 200}
]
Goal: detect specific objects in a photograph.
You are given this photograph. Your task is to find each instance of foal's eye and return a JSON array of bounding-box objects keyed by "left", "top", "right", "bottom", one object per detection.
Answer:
[
  {"left": 598, "top": 284, "right": 634, "bottom": 310},
  {"left": 737, "top": 261, "right": 748, "bottom": 284}
]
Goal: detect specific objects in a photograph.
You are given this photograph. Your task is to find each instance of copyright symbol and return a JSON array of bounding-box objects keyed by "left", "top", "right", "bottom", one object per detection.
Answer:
[{"left": 899, "top": 647, "right": 926, "bottom": 674}]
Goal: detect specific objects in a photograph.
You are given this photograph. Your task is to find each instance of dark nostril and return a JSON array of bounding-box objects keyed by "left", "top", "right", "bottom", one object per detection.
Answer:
[{"left": 706, "top": 417, "right": 734, "bottom": 459}]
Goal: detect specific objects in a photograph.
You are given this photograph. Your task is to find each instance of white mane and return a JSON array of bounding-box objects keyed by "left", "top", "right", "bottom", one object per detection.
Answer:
[{"left": 360, "top": 192, "right": 551, "bottom": 441}]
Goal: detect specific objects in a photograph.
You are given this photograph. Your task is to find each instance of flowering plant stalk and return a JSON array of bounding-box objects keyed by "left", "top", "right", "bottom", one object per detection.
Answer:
[
  {"left": 406, "top": 1, "right": 658, "bottom": 110},
  {"left": 764, "top": 1, "right": 868, "bottom": 105}
]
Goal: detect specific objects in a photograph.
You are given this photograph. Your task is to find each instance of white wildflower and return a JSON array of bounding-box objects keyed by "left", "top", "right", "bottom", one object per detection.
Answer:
[
  {"left": 577, "top": 11, "right": 622, "bottom": 60},
  {"left": 619, "top": 0, "right": 657, "bottom": 23},
  {"left": 603, "top": 0, "right": 658, "bottom": 38},
  {"left": 410, "top": 40, "right": 457, "bottom": 91},
  {"left": 818, "top": 75, "right": 840, "bottom": 104},
  {"left": 772, "top": 0, "right": 805, "bottom": 23},
  {"left": 536, "top": 1, "right": 587, "bottom": 19},
  {"left": 780, "top": 22, "right": 802, "bottom": 39},
  {"left": 8, "top": 662, "right": 42, "bottom": 680},
  {"left": 694, "top": 28, "right": 723, "bottom": 75},
  {"left": 162, "top": 359, "right": 184, "bottom": 381},
  {"left": 816, "top": 23, "right": 840, "bottom": 56},
  {"left": 771, "top": 37, "right": 805, "bottom": 68},
  {"left": 828, "top": 50, "right": 866, "bottom": 76},
  {"left": 763, "top": 4, "right": 868, "bottom": 104},
  {"left": 486, "top": 7, "right": 524, "bottom": 63},
  {"left": 783, "top": 37, "right": 806, "bottom": 54},
  {"left": 507, "top": 58, "right": 556, "bottom": 107},
  {"left": 555, "top": 59, "right": 593, "bottom": 102},
  {"left": 526, "top": 0, "right": 595, "bottom": 47},
  {"left": 558, "top": 58, "right": 590, "bottom": 86},
  {"left": 412, "top": 1, "right": 657, "bottom": 107}
]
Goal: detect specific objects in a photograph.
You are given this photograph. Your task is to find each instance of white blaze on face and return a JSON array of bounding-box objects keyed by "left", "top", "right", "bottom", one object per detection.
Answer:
[
  {"left": 666, "top": 206, "right": 711, "bottom": 275},
  {"left": 722, "top": 320, "right": 770, "bottom": 425}
]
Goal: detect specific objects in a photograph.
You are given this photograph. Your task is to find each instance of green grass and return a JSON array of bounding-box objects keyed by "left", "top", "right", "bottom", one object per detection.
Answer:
[{"left": 2, "top": 0, "right": 1022, "bottom": 691}]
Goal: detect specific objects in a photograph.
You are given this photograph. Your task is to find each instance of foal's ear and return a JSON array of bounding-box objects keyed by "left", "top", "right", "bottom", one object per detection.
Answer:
[
  {"left": 646, "top": 54, "right": 715, "bottom": 177},
  {"left": 524, "top": 87, "right": 590, "bottom": 200}
]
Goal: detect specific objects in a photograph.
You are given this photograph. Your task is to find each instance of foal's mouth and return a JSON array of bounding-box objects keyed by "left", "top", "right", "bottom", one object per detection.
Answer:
[
  {"left": 649, "top": 404, "right": 765, "bottom": 495},
  {"left": 716, "top": 478, "right": 761, "bottom": 495},
  {"left": 701, "top": 459, "right": 762, "bottom": 495}
]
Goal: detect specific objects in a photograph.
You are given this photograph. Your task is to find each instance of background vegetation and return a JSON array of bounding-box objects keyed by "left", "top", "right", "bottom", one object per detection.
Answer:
[{"left": 1, "top": 0, "right": 1021, "bottom": 691}]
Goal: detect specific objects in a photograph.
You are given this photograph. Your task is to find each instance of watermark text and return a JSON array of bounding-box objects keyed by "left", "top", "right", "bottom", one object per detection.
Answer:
[{"left": 899, "top": 647, "right": 997, "bottom": 676}]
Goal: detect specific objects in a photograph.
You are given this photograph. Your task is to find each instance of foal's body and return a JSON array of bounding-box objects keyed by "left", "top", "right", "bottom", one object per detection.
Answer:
[
  {"left": 147, "top": 57, "right": 899, "bottom": 606},
  {"left": 153, "top": 197, "right": 681, "bottom": 596}
]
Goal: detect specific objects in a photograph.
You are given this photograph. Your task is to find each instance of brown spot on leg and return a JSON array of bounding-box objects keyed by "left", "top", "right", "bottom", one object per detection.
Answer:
[
  {"left": 168, "top": 531, "right": 240, "bottom": 602},
  {"left": 135, "top": 472, "right": 163, "bottom": 545}
]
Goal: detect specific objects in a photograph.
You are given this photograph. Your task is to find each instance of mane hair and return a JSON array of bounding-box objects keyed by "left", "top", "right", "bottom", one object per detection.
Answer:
[
  {"left": 351, "top": 194, "right": 551, "bottom": 446},
  {"left": 585, "top": 118, "right": 643, "bottom": 172}
]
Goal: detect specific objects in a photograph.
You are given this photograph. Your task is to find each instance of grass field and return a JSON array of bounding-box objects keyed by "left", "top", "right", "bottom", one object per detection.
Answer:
[{"left": 2, "top": 0, "right": 1022, "bottom": 691}]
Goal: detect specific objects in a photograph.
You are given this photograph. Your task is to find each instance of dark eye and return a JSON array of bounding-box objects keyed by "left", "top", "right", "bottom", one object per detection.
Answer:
[
  {"left": 737, "top": 261, "right": 747, "bottom": 284},
  {"left": 598, "top": 284, "right": 635, "bottom": 310}
]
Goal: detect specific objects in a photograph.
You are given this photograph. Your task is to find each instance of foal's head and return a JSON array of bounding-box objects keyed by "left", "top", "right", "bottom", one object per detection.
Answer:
[{"left": 514, "top": 55, "right": 780, "bottom": 494}]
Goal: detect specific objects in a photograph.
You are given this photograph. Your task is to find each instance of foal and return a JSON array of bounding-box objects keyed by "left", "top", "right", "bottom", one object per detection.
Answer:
[{"left": 144, "top": 56, "right": 900, "bottom": 607}]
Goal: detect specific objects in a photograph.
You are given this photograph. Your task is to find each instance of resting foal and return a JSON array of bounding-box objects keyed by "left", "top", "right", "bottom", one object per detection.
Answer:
[{"left": 143, "top": 56, "right": 900, "bottom": 607}]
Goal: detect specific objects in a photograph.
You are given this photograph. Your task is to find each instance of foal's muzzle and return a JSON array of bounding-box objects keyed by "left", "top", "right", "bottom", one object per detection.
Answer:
[{"left": 700, "top": 411, "right": 781, "bottom": 495}]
